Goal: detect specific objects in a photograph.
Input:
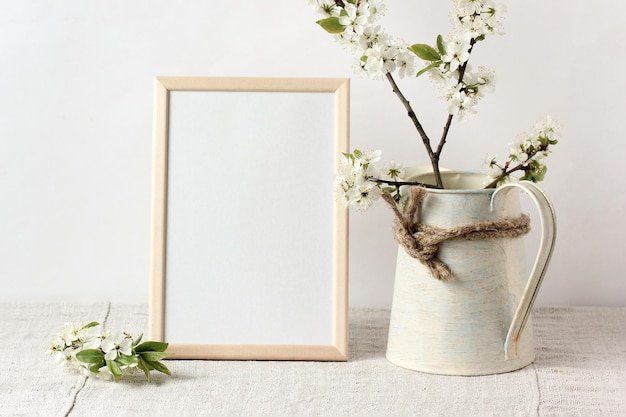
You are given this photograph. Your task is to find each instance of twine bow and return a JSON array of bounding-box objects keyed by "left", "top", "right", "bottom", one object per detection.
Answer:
[{"left": 382, "top": 187, "right": 531, "bottom": 281}]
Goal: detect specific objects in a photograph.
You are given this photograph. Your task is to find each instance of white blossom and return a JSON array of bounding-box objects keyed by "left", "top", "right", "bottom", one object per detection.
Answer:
[
  {"left": 465, "top": 66, "right": 496, "bottom": 96},
  {"left": 441, "top": 36, "right": 472, "bottom": 73},
  {"left": 361, "top": 149, "right": 382, "bottom": 164},
  {"left": 335, "top": 149, "right": 383, "bottom": 211},
  {"left": 308, "top": 0, "right": 338, "bottom": 16},
  {"left": 365, "top": 0, "right": 386, "bottom": 18},
  {"left": 346, "top": 177, "right": 383, "bottom": 211},
  {"left": 453, "top": 0, "right": 505, "bottom": 38},
  {"left": 58, "top": 322, "right": 81, "bottom": 346},
  {"left": 455, "top": 0, "right": 488, "bottom": 16},
  {"left": 483, "top": 154, "right": 502, "bottom": 177},
  {"left": 448, "top": 90, "right": 477, "bottom": 121},
  {"left": 339, "top": 2, "right": 371, "bottom": 35},
  {"left": 382, "top": 160, "right": 405, "bottom": 181},
  {"left": 102, "top": 331, "right": 133, "bottom": 361},
  {"left": 534, "top": 115, "right": 561, "bottom": 141}
]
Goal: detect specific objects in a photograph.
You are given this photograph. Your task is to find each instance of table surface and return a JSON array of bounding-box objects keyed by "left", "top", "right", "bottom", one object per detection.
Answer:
[{"left": 1, "top": 303, "right": 625, "bottom": 416}]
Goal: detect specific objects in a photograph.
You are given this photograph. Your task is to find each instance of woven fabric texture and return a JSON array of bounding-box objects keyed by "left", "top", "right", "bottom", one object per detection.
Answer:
[{"left": 1, "top": 303, "right": 624, "bottom": 416}]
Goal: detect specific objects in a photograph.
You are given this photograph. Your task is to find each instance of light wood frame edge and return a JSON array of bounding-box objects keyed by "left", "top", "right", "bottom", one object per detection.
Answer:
[
  {"left": 148, "top": 77, "right": 169, "bottom": 343},
  {"left": 148, "top": 76, "right": 350, "bottom": 361}
]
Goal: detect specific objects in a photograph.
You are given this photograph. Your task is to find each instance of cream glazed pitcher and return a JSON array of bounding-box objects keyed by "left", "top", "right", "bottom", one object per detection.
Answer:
[{"left": 385, "top": 170, "right": 556, "bottom": 376}]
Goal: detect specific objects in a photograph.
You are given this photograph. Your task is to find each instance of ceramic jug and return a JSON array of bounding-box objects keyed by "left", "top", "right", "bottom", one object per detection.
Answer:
[{"left": 385, "top": 171, "right": 556, "bottom": 375}]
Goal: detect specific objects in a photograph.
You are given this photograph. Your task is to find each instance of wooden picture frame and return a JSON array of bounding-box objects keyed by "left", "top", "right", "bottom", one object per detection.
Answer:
[{"left": 148, "top": 77, "right": 350, "bottom": 361}]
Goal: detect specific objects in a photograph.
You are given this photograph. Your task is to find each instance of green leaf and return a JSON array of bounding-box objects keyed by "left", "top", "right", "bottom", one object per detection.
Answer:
[
  {"left": 416, "top": 61, "right": 441, "bottom": 77},
  {"left": 316, "top": 16, "right": 346, "bottom": 34},
  {"left": 537, "top": 135, "right": 550, "bottom": 147},
  {"left": 107, "top": 359, "right": 123, "bottom": 380},
  {"left": 533, "top": 166, "right": 547, "bottom": 182},
  {"left": 353, "top": 149, "right": 363, "bottom": 159},
  {"left": 148, "top": 360, "right": 172, "bottom": 376},
  {"left": 139, "top": 351, "right": 171, "bottom": 362},
  {"left": 436, "top": 35, "right": 446, "bottom": 56},
  {"left": 139, "top": 356, "right": 155, "bottom": 370},
  {"left": 76, "top": 349, "right": 105, "bottom": 364},
  {"left": 135, "top": 341, "right": 168, "bottom": 353},
  {"left": 521, "top": 165, "right": 547, "bottom": 182},
  {"left": 133, "top": 334, "right": 143, "bottom": 347},
  {"left": 409, "top": 44, "right": 440, "bottom": 61},
  {"left": 116, "top": 354, "right": 139, "bottom": 367},
  {"left": 341, "top": 152, "right": 355, "bottom": 164},
  {"left": 138, "top": 357, "right": 154, "bottom": 382},
  {"left": 89, "top": 363, "right": 103, "bottom": 374},
  {"left": 80, "top": 321, "right": 99, "bottom": 330}
]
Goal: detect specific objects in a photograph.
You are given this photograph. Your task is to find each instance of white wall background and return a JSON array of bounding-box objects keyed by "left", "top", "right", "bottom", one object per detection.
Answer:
[{"left": 1, "top": 0, "right": 624, "bottom": 307}]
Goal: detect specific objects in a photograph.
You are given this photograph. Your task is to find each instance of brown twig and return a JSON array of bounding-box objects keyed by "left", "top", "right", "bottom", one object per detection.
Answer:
[
  {"left": 367, "top": 176, "right": 438, "bottom": 189},
  {"left": 385, "top": 72, "right": 444, "bottom": 188},
  {"left": 484, "top": 164, "right": 525, "bottom": 188}
]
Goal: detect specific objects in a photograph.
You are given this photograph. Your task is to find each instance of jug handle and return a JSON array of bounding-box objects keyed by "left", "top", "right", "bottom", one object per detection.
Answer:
[{"left": 490, "top": 181, "right": 557, "bottom": 360}]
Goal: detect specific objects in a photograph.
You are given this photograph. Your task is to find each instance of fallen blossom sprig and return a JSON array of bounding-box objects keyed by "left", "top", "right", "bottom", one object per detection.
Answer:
[{"left": 47, "top": 321, "right": 171, "bottom": 382}]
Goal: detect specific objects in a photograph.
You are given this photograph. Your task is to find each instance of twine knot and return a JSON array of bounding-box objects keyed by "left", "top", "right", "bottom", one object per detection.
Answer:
[{"left": 383, "top": 187, "right": 531, "bottom": 281}]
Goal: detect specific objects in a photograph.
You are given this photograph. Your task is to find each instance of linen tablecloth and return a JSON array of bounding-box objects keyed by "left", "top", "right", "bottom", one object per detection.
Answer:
[{"left": 1, "top": 303, "right": 625, "bottom": 416}]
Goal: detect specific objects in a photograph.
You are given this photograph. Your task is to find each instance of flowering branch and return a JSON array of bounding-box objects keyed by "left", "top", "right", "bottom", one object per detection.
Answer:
[
  {"left": 311, "top": 0, "right": 559, "bottom": 211},
  {"left": 484, "top": 116, "right": 560, "bottom": 188}
]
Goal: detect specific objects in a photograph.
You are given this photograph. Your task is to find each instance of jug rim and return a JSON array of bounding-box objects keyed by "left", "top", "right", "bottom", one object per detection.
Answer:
[{"left": 409, "top": 170, "right": 494, "bottom": 194}]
